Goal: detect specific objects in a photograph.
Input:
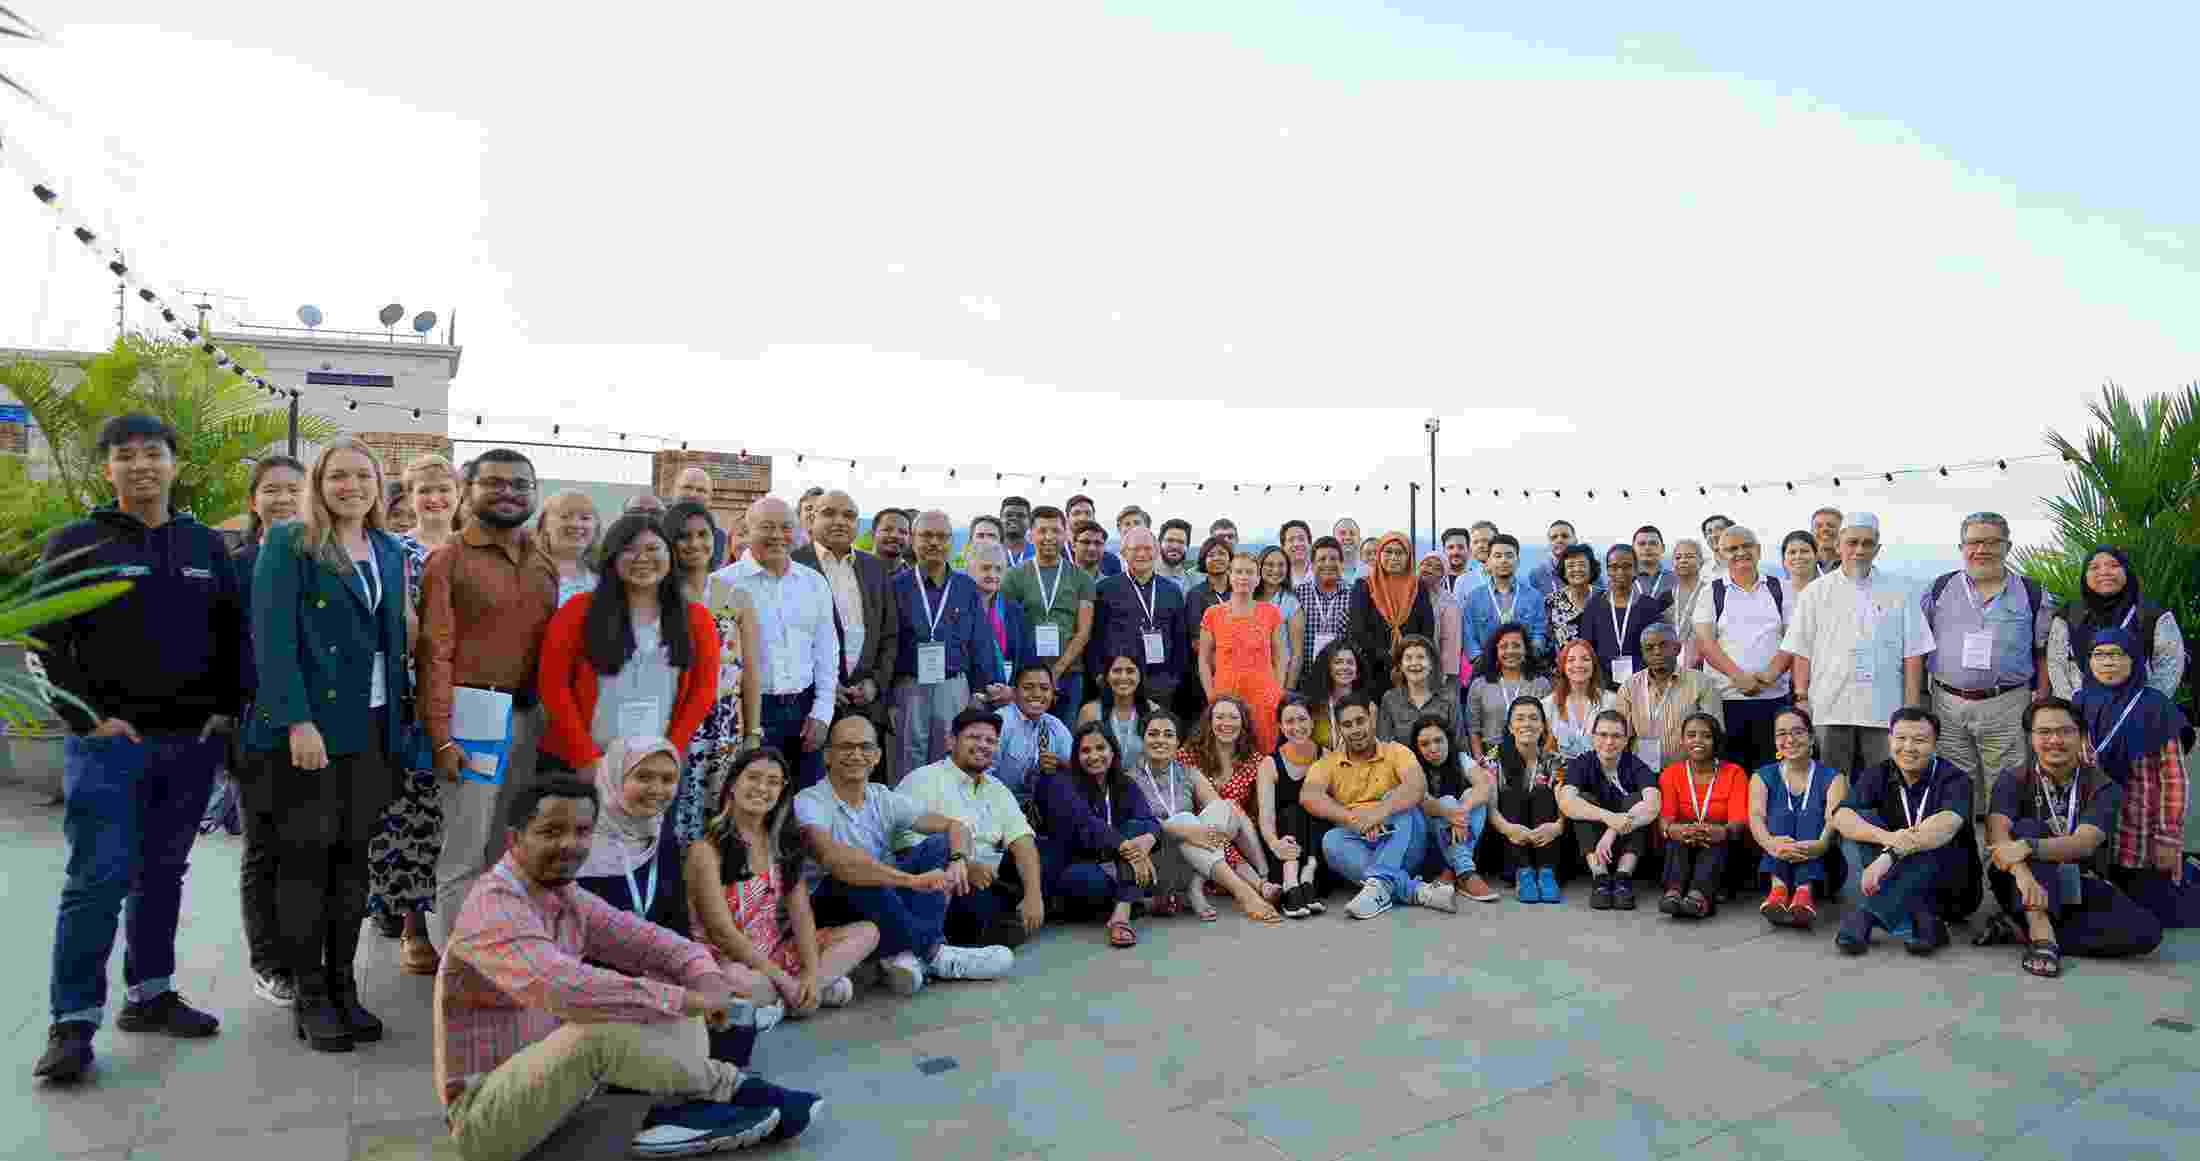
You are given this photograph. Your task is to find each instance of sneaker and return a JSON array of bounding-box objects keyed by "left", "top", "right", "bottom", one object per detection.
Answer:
[
  {"left": 1302, "top": 885, "right": 1326, "bottom": 914},
  {"left": 252, "top": 970, "right": 296, "bottom": 1008},
  {"left": 1836, "top": 909, "right": 1876, "bottom": 956},
  {"left": 1413, "top": 879, "right": 1458, "bottom": 913},
  {"left": 881, "top": 951, "right": 925, "bottom": 996},
  {"left": 1279, "top": 884, "right": 1311, "bottom": 920},
  {"left": 1760, "top": 881, "right": 1792, "bottom": 926},
  {"left": 733, "top": 1076, "right": 824, "bottom": 1142},
  {"left": 1346, "top": 878, "right": 1393, "bottom": 920},
  {"left": 1905, "top": 909, "right": 1948, "bottom": 957},
  {"left": 1590, "top": 876, "right": 1615, "bottom": 910},
  {"left": 1658, "top": 888, "right": 1682, "bottom": 915},
  {"left": 631, "top": 1099, "right": 780, "bottom": 1156},
  {"left": 32, "top": 1021, "right": 95, "bottom": 1085},
  {"left": 115, "top": 992, "right": 219, "bottom": 1038},
  {"left": 1517, "top": 869, "right": 1542, "bottom": 905},
  {"left": 928, "top": 944, "right": 1013, "bottom": 981},
  {"left": 753, "top": 1001, "right": 786, "bottom": 1033},
  {"left": 1537, "top": 867, "right": 1561, "bottom": 904},
  {"left": 1613, "top": 879, "right": 1637, "bottom": 910},
  {"left": 1460, "top": 874, "right": 1500, "bottom": 903},
  {"left": 819, "top": 976, "right": 855, "bottom": 1008},
  {"left": 1788, "top": 885, "right": 1817, "bottom": 928}
]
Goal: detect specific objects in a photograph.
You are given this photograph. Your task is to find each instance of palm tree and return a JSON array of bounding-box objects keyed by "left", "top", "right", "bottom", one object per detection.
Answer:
[{"left": 2019, "top": 382, "right": 2200, "bottom": 705}]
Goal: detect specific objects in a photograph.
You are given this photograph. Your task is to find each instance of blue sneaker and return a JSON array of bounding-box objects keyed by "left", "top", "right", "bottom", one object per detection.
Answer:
[
  {"left": 631, "top": 1100, "right": 780, "bottom": 1156},
  {"left": 733, "top": 1075, "right": 824, "bottom": 1142},
  {"left": 1537, "top": 867, "right": 1561, "bottom": 904},
  {"left": 1517, "top": 868, "right": 1541, "bottom": 904}
]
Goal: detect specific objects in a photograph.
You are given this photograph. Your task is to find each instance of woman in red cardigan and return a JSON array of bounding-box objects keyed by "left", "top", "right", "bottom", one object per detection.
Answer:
[{"left": 539, "top": 514, "right": 721, "bottom": 771}]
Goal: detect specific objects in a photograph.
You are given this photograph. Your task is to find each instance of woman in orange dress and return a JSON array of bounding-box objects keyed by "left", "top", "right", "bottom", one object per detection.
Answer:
[{"left": 1198, "top": 550, "right": 1290, "bottom": 753}]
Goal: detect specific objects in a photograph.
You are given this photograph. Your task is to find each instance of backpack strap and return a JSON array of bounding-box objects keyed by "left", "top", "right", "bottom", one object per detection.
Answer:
[
  {"left": 1766, "top": 577, "right": 1784, "bottom": 619},
  {"left": 1712, "top": 579, "right": 1726, "bottom": 622}
]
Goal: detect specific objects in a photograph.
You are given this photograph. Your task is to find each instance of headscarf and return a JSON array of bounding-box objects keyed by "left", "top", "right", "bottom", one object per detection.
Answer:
[
  {"left": 575, "top": 735, "right": 680, "bottom": 879},
  {"left": 2078, "top": 545, "right": 2143, "bottom": 624},
  {"left": 1366, "top": 531, "right": 1420, "bottom": 648},
  {"left": 2071, "top": 626, "right": 2185, "bottom": 781},
  {"left": 1417, "top": 551, "right": 1448, "bottom": 600}
]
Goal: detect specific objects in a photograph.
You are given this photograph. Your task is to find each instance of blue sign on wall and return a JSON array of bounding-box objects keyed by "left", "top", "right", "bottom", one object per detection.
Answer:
[
  {"left": 0, "top": 404, "right": 28, "bottom": 423},
  {"left": 304, "top": 371, "right": 396, "bottom": 389}
]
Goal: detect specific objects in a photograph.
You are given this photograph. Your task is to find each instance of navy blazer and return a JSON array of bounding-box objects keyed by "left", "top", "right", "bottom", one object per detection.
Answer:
[{"left": 246, "top": 523, "right": 411, "bottom": 757}]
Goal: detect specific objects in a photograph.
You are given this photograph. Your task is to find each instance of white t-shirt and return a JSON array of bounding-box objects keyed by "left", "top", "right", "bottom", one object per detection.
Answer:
[{"left": 1693, "top": 574, "right": 1791, "bottom": 701}]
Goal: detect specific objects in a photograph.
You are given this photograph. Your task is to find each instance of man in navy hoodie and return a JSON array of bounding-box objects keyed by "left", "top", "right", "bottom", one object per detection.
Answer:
[{"left": 33, "top": 414, "right": 243, "bottom": 1086}]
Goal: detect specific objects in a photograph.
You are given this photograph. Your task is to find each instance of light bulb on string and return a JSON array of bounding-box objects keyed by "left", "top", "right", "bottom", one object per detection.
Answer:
[
  {"left": 1996, "top": 459, "right": 2008, "bottom": 471},
  {"left": 1883, "top": 472, "right": 1894, "bottom": 483},
  {"left": 1938, "top": 466, "right": 1949, "bottom": 477}
]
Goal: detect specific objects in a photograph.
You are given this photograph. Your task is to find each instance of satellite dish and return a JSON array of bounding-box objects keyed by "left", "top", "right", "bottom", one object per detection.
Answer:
[
  {"left": 412, "top": 310, "right": 438, "bottom": 336},
  {"left": 297, "top": 304, "right": 323, "bottom": 329},
  {"left": 378, "top": 303, "right": 405, "bottom": 327}
]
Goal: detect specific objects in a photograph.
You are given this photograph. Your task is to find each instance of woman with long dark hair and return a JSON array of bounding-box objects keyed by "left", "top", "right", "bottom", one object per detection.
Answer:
[
  {"left": 1256, "top": 696, "right": 1329, "bottom": 916},
  {"left": 227, "top": 455, "right": 305, "bottom": 1004},
  {"left": 1305, "top": 639, "right": 1369, "bottom": 750},
  {"left": 1464, "top": 623, "right": 1548, "bottom": 762},
  {"left": 1747, "top": 705, "right": 1846, "bottom": 929},
  {"left": 537, "top": 514, "right": 721, "bottom": 773},
  {"left": 1076, "top": 653, "right": 1165, "bottom": 772},
  {"left": 662, "top": 502, "right": 759, "bottom": 846},
  {"left": 1412, "top": 712, "right": 1500, "bottom": 903},
  {"left": 1482, "top": 695, "right": 1566, "bottom": 904},
  {"left": 1038, "top": 722, "right": 1168, "bottom": 947},
  {"left": 244, "top": 438, "right": 407, "bottom": 1051}
]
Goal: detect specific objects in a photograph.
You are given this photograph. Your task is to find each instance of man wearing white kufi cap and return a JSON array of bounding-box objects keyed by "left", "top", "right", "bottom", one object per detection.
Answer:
[{"left": 1779, "top": 512, "right": 1935, "bottom": 774}]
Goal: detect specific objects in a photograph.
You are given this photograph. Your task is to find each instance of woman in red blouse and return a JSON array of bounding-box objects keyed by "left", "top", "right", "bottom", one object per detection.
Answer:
[{"left": 1659, "top": 712, "right": 1751, "bottom": 919}]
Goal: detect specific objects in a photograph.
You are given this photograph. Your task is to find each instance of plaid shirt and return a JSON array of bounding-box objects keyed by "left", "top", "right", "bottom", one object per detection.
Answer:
[
  {"left": 2113, "top": 741, "right": 2188, "bottom": 871},
  {"left": 435, "top": 854, "right": 731, "bottom": 1107},
  {"left": 1295, "top": 579, "right": 1352, "bottom": 674}
]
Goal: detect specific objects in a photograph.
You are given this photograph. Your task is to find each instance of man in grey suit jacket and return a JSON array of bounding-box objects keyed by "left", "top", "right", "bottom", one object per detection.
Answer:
[{"left": 794, "top": 490, "right": 902, "bottom": 780}]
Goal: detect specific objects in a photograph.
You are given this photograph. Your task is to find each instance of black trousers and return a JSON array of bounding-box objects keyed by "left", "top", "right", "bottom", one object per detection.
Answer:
[
  {"left": 1991, "top": 868, "right": 2164, "bottom": 958},
  {"left": 1498, "top": 782, "right": 1561, "bottom": 871},
  {"left": 1570, "top": 819, "right": 1645, "bottom": 877},
  {"left": 237, "top": 772, "right": 284, "bottom": 978},
  {"left": 1721, "top": 696, "right": 1789, "bottom": 774},
  {"left": 249, "top": 748, "right": 397, "bottom": 983},
  {"left": 1663, "top": 839, "right": 1729, "bottom": 895}
]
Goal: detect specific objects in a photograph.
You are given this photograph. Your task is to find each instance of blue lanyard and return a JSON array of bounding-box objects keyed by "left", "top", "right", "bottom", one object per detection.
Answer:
[{"left": 622, "top": 854, "right": 658, "bottom": 917}]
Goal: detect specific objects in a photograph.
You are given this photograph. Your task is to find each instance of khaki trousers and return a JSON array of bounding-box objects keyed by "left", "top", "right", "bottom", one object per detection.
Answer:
[{"left": 445, "top": 1017, "right": 742, "bottom": 1161}]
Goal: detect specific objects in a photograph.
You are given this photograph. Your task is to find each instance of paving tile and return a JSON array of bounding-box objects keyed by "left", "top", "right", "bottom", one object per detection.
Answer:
[
  {"left": 1345, "top": 1073, "right": 1690, "bottom": 1161},
  {"left": 1590, "top": 1039, "right": 1817, "bottom": 1147},
  {"left": 1691, "top": 1006, "right": 1937, "bottom": 1083},
  {"left": 133, "top": 1124, "right": 353, "bottom": 1160},
  {"left": 1826, "top": 1031, "right": 2093, "bottom": 1146},
  {"left": 1040, "top": 1109, "right": 1290, "bottom": 1161},
  {"left": 1710, "top": 1085, "right": 1991, "bottom": 1161}
]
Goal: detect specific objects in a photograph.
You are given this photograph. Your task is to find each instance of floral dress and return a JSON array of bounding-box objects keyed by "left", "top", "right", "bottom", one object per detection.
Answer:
[
  {"left": 367, "top": 534, "right": 445, "bottom": 918},
  {"left": 1543, "top": 588, "right": 1591, "bottom": 655},
  {"left": 1182, "top": 746, "right": 1263, "bottom": 868},
  {"left": 674, "top": 575, "right": 747, "bottom": 845}
]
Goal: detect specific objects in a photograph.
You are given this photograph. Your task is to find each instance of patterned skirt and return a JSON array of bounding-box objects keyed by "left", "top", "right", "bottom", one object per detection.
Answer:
[
  {"left": 367, "top": 764, "right": 443, "bottom": 915},
  {"left": 676, "top": 695, "right": 744, "bottom": 846}
]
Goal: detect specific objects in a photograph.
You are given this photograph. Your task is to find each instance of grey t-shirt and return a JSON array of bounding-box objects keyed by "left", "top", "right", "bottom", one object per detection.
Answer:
[
  {"left": 792, "top": 781, "right": 926, "bottom": 889},
  {"left": 591, "top": 619, "right": 679, "bottom": 749}
]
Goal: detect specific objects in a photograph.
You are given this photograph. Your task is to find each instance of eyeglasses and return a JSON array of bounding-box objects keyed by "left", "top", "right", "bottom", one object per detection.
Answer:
[
  {"left": 2029, "top": 726, "right": 2081, "bottom": 739},
  {"left": 1773, "top": 728, "right": 1811, "bottom": 740},
  {"left": 2089, "top": 649, "right": 2129, "bottom": 661},
  {"left": 1961, "top": 538, "right": 2008, "bottom": 550},
  {"left": 473, "top": 478, "right": 536, "bottom": 495},
  {"left": 828, "top": 743, "right": 882, "bottom": 757}
]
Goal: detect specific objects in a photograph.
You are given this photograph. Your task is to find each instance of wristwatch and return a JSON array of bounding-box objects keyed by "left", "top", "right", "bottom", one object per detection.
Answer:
[{"left": 946, "top": 851, "right": 967, "bottom": 864}]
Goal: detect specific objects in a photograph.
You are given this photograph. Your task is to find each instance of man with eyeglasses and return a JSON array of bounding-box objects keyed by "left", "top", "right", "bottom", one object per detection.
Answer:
[
  {"left": 420, "top": 448, "right": 560, "bottom": 948},
  {"left": 1920, "top": 511, "right": 2053, "bottom": 817},
  {"left": 1065, "top": 495, "right": 1124, "bottom": 578},
  {"left": 724, "top": 497, "right": 840, "bottom": 789},
  {"left": 1977, "top": 698, "right": 2163, "bottom": 974},
  {"left": 1780, "top": 513, "right": 1932, "bottom": 775},
  {"left": 795, "top": 715, "right": 1013, "bottom": 997}
]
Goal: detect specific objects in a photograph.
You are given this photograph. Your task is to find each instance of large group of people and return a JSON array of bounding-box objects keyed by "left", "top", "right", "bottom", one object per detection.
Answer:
[{"left": 26, "top": 415, "right": 2194, "bottom": 1158}]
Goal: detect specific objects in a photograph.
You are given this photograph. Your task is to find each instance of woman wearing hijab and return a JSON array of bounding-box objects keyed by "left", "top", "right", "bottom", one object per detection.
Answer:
[
  {"left": 2071, "top": 627, "right": 2189, "bottom": 903},
  {"left": 2048, "top": 546, "right": 2186, "bottom": 699},
  {"left": 575, "top": 737, "right": 694, "bottom": 936},
  {"left": 1347, "top": 532, "right": 1434, "bottom": 701}
]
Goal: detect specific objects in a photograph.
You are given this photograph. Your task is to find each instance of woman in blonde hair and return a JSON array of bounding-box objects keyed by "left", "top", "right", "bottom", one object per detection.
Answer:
[
  {"left": 364, "top": 453, "right": 462, "bottom": 971},
  {"left": 536, "top": 488, "right": 601, "bottom": 607},
  {"left": 243, "top": 438, "right": 407, "bottom": 1051}
]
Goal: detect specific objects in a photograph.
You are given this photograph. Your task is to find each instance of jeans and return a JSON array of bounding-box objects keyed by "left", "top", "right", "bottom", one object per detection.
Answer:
[
  {"left": 1321, "top": 806, "right": 1428, "bottom": 904},
  {"left": 811, "top": 833, "right": 950, "bottom": 960},
  {"left": 1429, "top": 797, "right": 1487, "bottom": 876},
  {"left": 757, "top": 688, "right": 825, "bottom": 790},
  {"left": 1841, "top": 837, "right": 1960, "bottom": 930},
  {"left": 52, "top": 732, "right": 222, "bottom": 1025}
]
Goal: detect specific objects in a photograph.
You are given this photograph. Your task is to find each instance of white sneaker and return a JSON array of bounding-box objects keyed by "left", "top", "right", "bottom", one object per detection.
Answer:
[
  {"left": 928, "top": 943, "right": 1013, "bottom": 981},
  {"left": 820, "top": 976, "right": 855, "bottom": 1007},
  {"left": 881, "top": 951, "right": 925, "bottom": 996},
  {"left": 1414, "top": 880, "right": 1458, "bottom": 913},
  {"left": 252, "top": 970, "right": 296, "bottom": 1007},
  {"left": 754, "top": 1001, "right": 786, "bottom": 1033},
  {"left": 1346, "top": 877, "right": 1393, "bottom": 920}
]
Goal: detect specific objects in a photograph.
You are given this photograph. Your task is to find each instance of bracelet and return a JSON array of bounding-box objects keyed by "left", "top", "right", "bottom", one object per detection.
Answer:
[{"left": 436, "top": 741, "right": 461, "bottom": 755}]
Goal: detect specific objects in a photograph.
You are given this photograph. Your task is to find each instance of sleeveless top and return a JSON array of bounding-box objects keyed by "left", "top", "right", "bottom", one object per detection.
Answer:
[
  {"left": 1271, "top": 743, "right": 1317, "bottom": 818},
  {"left": 1107, "top": 707, "right": 1145, "bottom": 773}
]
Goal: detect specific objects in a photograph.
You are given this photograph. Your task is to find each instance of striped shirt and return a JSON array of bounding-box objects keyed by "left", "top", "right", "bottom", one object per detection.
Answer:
[{"left": 435, "top": 855, "right": 731, "bottom": 1108}]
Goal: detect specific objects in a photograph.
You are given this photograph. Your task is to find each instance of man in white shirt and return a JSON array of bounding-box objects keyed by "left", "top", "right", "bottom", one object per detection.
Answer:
[
  {"left": 1692, "top": 526, "right": 1793, "bottom": 771},
  {"left": 1779, "top": 512, "right": 1931, "bottom": 775},
  {"left": 717, "top": 498, "right": 838, "bottom": 788}
]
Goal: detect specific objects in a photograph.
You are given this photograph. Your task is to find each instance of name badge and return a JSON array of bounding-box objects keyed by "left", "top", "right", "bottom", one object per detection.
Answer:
[
  {"left": 1960, "top": 630, "right": 1994, "bottom": 671},
  {"left": 617, "top": 698, "right": 662, "bottom": 739},
  {"left": 369, "top": 651, "right": 388, "bottom": 709},
  {"left": 181, "top": 566, "right": 213, "bottom": 580},
  {"left": 917, "top": 642, "right": 948, "bottom": 685},
  {"left": 1610, "top": 657, "right": 1634, "bottom": 683},
  {"left": 1142, "top": 631, "right": 1167, "bottom": 665},
  {"left": 1034, "top": 624, "right": 1061, "bottom": 657},
  {"left": 1852, "top": 644, "right": 1875, "bottom": 685}
]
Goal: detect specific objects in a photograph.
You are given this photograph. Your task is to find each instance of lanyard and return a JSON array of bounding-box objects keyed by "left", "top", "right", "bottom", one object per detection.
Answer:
[
  {"left": 1897, "top": 773, "right": 1930, "bottom": 828},
  {"left": 2050, "top": 776, "right": 2079, "bottom": 836},
  {"left": 915, "top": 572, "right": 955, "bottom": 642},
  {"left": 353, "top": 548, "right": 383, "bottom": 613},
  {"left": 1005, "top": 545, "right": 1028, "bottom": 568},
  {"left": 1687, "top": 765, "right": 1720, "bottom": 821},
  {"left": 1493, "top": 585, "right": 1518, "bottom": 623},
  {"left": 1129, "top": 575, "right": 1159, "bottom": 629},
  {"left": 1032, "top": 561, "right": 1064, "bottom": 618},
  {"left": 2119, "top": 605, "right": 2137, "bottom": 630},
  {"left": 1134, "top": 762, "right": 1180, "bottom": 815},
  {"left": 1599, "top": 757, "right": 1628, "bottom": 795},
  {"left": 622, "top": 853, "right": 658, "bottom": 917},
  {"left": 2094, "top": 690, "right": 2144, "bottom": 754},
  {"left": 1784, "top": 762, "right": 1817, "bottom": 816},
  {"left": 1607, "top": 594, "right": 1634, "bottom": 649},
  {"left": 1645, "top": 675, "right": 1675, "bottom": 727}
]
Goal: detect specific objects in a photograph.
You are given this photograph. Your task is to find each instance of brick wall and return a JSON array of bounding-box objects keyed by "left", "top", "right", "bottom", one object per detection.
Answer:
[
  {"left": 653, "top": 450, "right": 774, "bottom": 533},
  {"left": 355, "top": 431, "right": 457, "bottom": 477}
]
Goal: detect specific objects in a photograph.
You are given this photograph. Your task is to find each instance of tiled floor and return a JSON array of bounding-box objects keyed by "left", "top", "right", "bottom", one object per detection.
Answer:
[{"left": 4, "top": 781, "right": 2194, "bottom": 1160}]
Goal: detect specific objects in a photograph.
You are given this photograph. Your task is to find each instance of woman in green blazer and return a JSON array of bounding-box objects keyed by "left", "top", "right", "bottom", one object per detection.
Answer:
[{"left": 247, "top": 438, "right": 409, "bottom": 1053}]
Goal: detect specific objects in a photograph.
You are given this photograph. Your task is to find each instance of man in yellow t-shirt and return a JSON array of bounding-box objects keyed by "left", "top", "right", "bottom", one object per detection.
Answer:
[{"left": 1302, "top": 692, "right": 1456, "bottom": 919}]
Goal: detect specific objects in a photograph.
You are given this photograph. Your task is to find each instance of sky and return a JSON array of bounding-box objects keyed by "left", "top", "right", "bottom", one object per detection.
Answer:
[{"left": 3, "top": 3, "right": 2196, "bottom": 560}]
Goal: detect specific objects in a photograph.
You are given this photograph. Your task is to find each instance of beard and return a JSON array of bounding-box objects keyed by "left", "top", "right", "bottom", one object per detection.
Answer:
[
  {"left": 471, "top": 503, "right": 533, "bottom": 530},
  {"left": 1161, "top": 548, "right": 1185, "bottom": 566}
]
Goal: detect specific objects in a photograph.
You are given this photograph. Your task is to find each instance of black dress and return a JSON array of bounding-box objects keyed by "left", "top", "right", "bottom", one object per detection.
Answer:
[{"left": 1264, "top": 744, "right": 1328, "bottom": 886}]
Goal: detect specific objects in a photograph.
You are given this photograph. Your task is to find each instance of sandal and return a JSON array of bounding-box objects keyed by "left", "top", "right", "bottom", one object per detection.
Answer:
[
  {"left": 2021, "top": 939, "right": 2062, "bottom": 978},
  {"left": 1107, "top": 920, "right": 1138, "bottom": 948},
  {"left": 1242, "top": 900, "right": 1283, "bottom": 924},
  {"left": 1150, "top": 892, "right": 1183, "bottom": 918},
  {"left": 1190, "top": 892, "right": 1220, "bottom": 922}
]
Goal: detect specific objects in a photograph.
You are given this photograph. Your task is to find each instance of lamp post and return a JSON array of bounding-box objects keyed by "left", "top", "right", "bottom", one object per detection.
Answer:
[{"left": 1423, "top": 417, "right": 1441, "bottom": 556}]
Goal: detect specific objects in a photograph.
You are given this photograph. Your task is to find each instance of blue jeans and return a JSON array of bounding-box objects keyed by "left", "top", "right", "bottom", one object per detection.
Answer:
[
  {"left": 1428, "top": 797, "right": 1486, "bottom": 877},
  {"left": 1841, "top": 836, "right": 1959, "bottom": 931},
  {"left": 811, "top": 833, "right": 951, "bottom": 960},
  {"left": 53, "top": 732, "right": 222, "bottom": 1025},
  {"left": 758, "top": 690, "right": 826, "bottom": 790},
  {"left": 1321, "top": 806, "right": 1429, "bottom": 904}
]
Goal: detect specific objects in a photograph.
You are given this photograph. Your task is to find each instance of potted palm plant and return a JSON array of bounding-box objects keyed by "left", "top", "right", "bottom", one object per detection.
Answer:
[{"left": 0, "top": 550, "right": 132, "bottom": 797}]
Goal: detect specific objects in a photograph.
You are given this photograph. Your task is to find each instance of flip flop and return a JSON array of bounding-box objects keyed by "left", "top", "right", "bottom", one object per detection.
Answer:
[
  {"left": 1194, "top": 901, "right": 1220, "bottom": 922},
  {"left": 2021, "top": 939, "right": 2062, "bottom": 978},
  {"left": 1107, "top": 920, "right": 1138, "bottom": 948}
]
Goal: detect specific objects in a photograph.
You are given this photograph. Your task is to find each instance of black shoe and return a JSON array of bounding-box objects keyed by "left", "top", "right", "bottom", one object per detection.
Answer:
[
  {"left": 1280, "top": 884, "right": 1311, "bottom": 919},
  {"left": 1590, "top": 877, "right": 1615, "bottom": 911},
  {"left": 1613, "top": 879, "right": 1637, "bottom": 910},
  {"left": 1658, "top": 889, "right": 1682, "bottom": 916},
  {"left": 116, "top": 992, "right": 220, "bottom": 1038},
  {"left": 1836, "top": 909, "right": 1875, "bottom": 956},
  {"left": 1904, "top": 910, "right": 1948, "bottom": 957},
  {"left": 373, "top": 912, "right": 404, "bottom": 940},
  {"left": 33, "top": 1021, "right": 95, "bottom": 1084},
  {"left": 982, "top": 911, "right": 1030, "bottom": 949},
  {"left": 733, "top": 1075, "right": 824, "bottom": 1142},
  {"left": 328, "top": 970, "right": 384, "bottom": 1044},
  {"left": 293, "top": 975, "right": 353, "bottom": 1054}
]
